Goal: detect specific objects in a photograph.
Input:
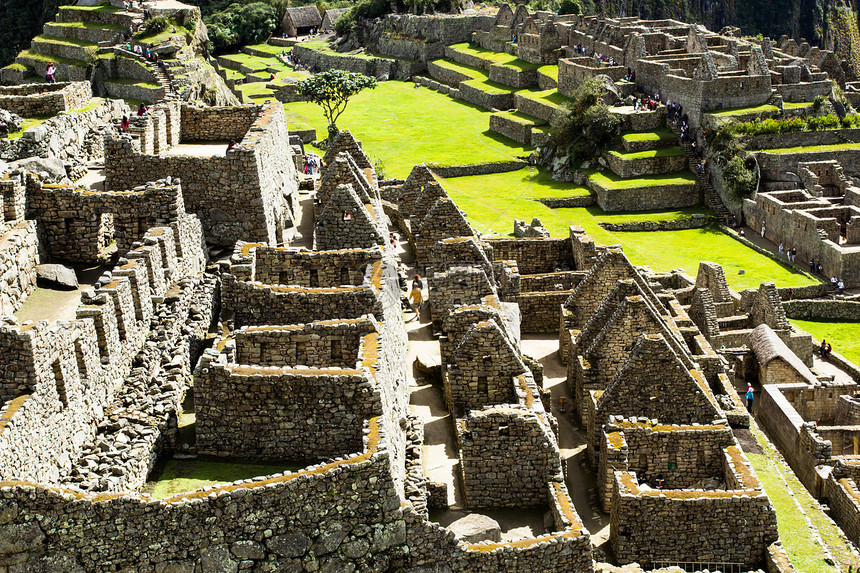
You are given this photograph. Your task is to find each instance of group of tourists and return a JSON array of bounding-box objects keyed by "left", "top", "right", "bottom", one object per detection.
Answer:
[
  {"left": 303, "top": 153, "right": 321, "bottom": 175},
  {"left": 777, "top": 243, "right": 798, "bottom": 263},
  {"left": 820, "top": 339, "right": 833, "bottom": 359}
]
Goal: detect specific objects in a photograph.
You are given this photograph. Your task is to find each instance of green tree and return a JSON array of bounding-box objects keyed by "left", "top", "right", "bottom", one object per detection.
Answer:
[
  {"left": 557, "top": 0, "right": 582, "bottom": 14},
  {"left": 296, "top": 70, "right": 378, "bottom": 139},
  {"left": 234, "top": 2, "right": 278, "bottom": 45}
]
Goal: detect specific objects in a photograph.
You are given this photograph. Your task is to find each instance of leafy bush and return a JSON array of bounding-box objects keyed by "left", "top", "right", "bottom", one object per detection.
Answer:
[
  {"left": 723, "top": 155, "right": 757, "bottom": 197},
  {"left": 205, "top": 2, "right": 278, "bottom": 53},
  {"left": 551, "top": 78, "right": 621, "bottom": 167},
  {"left": 557, "top": 0, "right": 582, "bottom": 15},
  {"left": 142, "top": 15, "right": 171, "bottom": 36}
]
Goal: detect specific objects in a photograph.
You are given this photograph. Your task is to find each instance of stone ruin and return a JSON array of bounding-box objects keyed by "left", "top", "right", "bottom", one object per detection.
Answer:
[{"left": 0, "top": 79, "right": 811, "bottom": 573}]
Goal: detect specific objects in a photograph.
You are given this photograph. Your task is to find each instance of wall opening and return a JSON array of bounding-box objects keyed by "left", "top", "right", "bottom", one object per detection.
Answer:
[{"left": 53, "top": 359, "right": 68, "bottom": 407}]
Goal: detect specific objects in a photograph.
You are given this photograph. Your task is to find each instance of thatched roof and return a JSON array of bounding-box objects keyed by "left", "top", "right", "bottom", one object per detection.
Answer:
[
  {"left": 284, "top": 5, "right": 322, "bottom": 29},
  {"left": 749, "top": 324, "right": 818, "bottom": 385},
  {"left": 321, "top": 8, "right": 349, "bottom": 31}
]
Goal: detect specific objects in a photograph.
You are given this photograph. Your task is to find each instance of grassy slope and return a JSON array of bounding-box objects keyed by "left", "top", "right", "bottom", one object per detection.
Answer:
[
  {"left": 440, "top": 168, "right": 814, "bottom": 289},
  {"left": 283, "top": 82, "right": 530, "bottom": 177},
  {"left": 788, "top": 319, "right": 860, "bottom": 366},
  {"left": 761, "top": 142, "right": 860, "bottom": 154},
  {"left": 747, "top": 421, "right": 860, "bottom": 571}
]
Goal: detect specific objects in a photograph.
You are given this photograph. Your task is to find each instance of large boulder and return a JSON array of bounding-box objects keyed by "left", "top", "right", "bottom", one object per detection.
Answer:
[
  {"left": 37, "top": 264, "right": 79, "bottom": 289},
  {"left": 0, "top": 109, "right": 23, "bottom": 138},
  {"left": 447, "top": 513, "right": 502, "bottom": 544},
  {"left": 7, "top": 157, "right": 66, "bottom": 183}
]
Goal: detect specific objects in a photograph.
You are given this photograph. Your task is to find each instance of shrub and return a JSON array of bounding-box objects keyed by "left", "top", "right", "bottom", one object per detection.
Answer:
[
  {"left": 723, "top": 155, "right": 757, "bottom": 197},
  {"left": 551, "top": 78, "right": 621, "bottom": 166},
  {"left": 557, "top": 0, "right": 582, "bottom": 15},
  {"left": 142, "top": 15, "right": 171, "bottom": 36}
]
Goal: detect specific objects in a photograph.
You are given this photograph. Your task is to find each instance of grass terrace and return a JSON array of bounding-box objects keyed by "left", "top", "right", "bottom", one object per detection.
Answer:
[
  {"left": 605, "top": 146, "right": 686, "bottom": 160},
  {"left": 219, "top": 52, "right": 291, "bottom": 73},
  {"left": 448, "top": 42, "right": 542, "bottom": 71},
  {"left": 621, "top": 126, "right": 676, "bottom": 144},
  {"left": 759, "top": 142, "right": 860, "bottom": 154},
  {"left": 430, "top": 58, "right": 488, "bottom": 81},
  {"left": 705, "top": 103, "right": 781, "bottom": 118},
  {"left": 789, "top": 319, "right": 860, "bottom": 366},
  {"left": 537, "top": 64, "right": 558, "bottom": 81},
  {"left": 518, "top": 88, "right": 572, "bottom": 108},
  {"left": 245, "top": 42, "right": 288, "bottom": 56},
  {"left": 440, "top": 168, "right": 815, "bottom": 289},
  {"left": 17, "top": 50, "right": 88, "bottom": 67},
  {"left": 105, "top": 78, "right": 160, "bottom": 89},
  {"left": 282, "top": 82, "right": 530, "bottom": 177},
  {"left": 50, "top": 20, "right": 126, "bottom": 32},
  {"left": 134, "top": 21, "right": 190, "bottom": 45},
  {"left": 587, "top": 170, "right": 696, "bottom": 190},
  {"left": 461, "top": 78, "right": 517, "bottom": 95},
  {"left": 60, "top": 3, "right": 121, "bottom": 12},
  {"left": 783, "top": 101, "right": 816, "bottom": 110},
  {"left": 493, "top": 110, "right": 544, "bottom": 126}
]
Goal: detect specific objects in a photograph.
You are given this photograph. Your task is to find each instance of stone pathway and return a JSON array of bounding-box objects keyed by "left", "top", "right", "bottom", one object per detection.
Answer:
[{"left": 520, "top": 334, "right": 611, "bottom": 554}]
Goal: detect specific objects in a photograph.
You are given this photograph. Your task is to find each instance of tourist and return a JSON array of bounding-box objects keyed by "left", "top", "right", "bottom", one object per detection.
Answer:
[
  {"left": 826, "top": 343, "right": 833, "bottom": 358},
  {"left": 810, "top": 259, "right": 815, "bottom": 273},
  {"left": 408, "top": 274, "right": 424, "bottom": 320},
  {"left": 820, "top": 339, "right": 828, "bottom": 357},
  {"left": 839, "top": 279, "right": 845, "bottom": 295},
  {"left": 120, "top": 115, "right": 129, "bottom": 132},
  {"left": 817, "top": 262, "right": 823, "bottom": 275},
  {"left": 137, "top": 103, "right": 148, "bottom": 116},
  {"left": 45, "top": 62, "right": 56, "bottom": 83},
  {"left": 778, "top": 243, "right": 784, "bottom": 257},
  {"left": 145, "top": 48, "right": 152, "bottom": 60},
  {"left": 637, "top": 471, "right": 647, "bottom": 485},
  {"left": 746, "top": 385, "right": 754, "bottom": 413},
  {"left": 738, "top": 227, "right": 745, "bottom": 237},
  {"left": 831, "top": 276, "right": 838, "bottom": 289},
  {"left": 226, "top": 140, "right": 237, "bottom": 153},
  {"left": 389, "top": 233, "right": 397, "bottom": 249},
  {"left": 760, "top": 223, "right": 765, "bottom": 238},
  {"left": 791, "top": 247, "right": 797, "bottom": 262}
]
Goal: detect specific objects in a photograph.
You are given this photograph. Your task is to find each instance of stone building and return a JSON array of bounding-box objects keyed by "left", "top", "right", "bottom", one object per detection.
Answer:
[{"left": 103, "top": 100, "right": 301, "bottom": 246}]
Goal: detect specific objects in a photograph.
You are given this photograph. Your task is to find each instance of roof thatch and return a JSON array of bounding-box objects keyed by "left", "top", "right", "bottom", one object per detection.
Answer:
[
  {"left": 749, "top": 324, "right": 818, "bottom": 385},
  {"left": 284, "top": 5, "right": 322, "bottom": 29},
  {"left": 321, "top": 8, "right": 349, "bottom": 31}
]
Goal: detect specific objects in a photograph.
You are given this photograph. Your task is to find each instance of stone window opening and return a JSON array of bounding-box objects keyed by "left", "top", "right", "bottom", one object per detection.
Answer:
[
  {"left": 340, "top": 267, "right": 351, "bottom": 285},
  {"left": 52, "top": 359, "right": 68, "bottom": 408},
  {"left": 74, "top": 339, "right": 88, "bottom": 381},
  {"left": 477, "top": 376, "right": 488, "bottom": 397},
  {"left": 296, "top": 340, "right": 307, "bottom": 362},
  {"left": 331, "top": 338, "right": 342, "bottom": 361},
  {"left": 498, "top": 424, "right": 509, "bottom": 436},
  {"left": 308, "top": 269, "right": 319, "bottom": 287},
  {"left": 278, "top": 270, "right": 292, "bottom": 285}
]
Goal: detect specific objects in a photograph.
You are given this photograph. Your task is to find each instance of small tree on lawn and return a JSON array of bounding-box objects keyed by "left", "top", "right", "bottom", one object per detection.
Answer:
[{"left": 296, "top": 70, "right": 377, "bottom": 140}]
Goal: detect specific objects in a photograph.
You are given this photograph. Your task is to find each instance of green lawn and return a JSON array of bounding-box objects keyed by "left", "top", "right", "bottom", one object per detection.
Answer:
[
  {"left": 220, "top": 52, "right": 291, "bottom": 73},
  {"left": 60, "top": 3, "right": 120, "bottom": 12},
  {"left": 621, "top": 127, "right": 676, "bottom": 143},
  {"left": 144, "top": 459, "right": 301, "bottom": 499},
  {"left": 439, "top": 168, "right": 815, "bottom": 289},
  {"left": 50, "top": 20, "right": 126, "bottom": 31},
  {"left": 448, "top": 42, "right": 542, "bottom": 71},
  {"left": 783, "top": 101, "right": 815, "bottom": 110},
  {"left": 588, "top": 170, "right": 696, "bottom": 190},
  {"left": 760, "top": 142, "right": 860, "bottom": 154},
  {"left": 430, "top": 58, "right": 488, "bottom": 82},
  {"left": 789, "top": 319, "right": 860, "bottom": 367},
  {"left": 282, "top": 81, "right": 531, "bottom": 177},
  {"left": 537, "top": 64, "right": 558, "bottom": 81},
  {"left": 606, "top": 146, "right": 686, "bottom": 160},
  {"left": 246, "top": 42, "right": 289, "bottom": 55},
  {"left": 135, "top": 22, "right": 190, "bottom": 46},
  {"left": 705, "top": 104, "right": 780, "bottom": 117}
]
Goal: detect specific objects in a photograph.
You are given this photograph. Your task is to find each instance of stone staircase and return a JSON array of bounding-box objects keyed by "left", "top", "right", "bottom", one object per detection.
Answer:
[
  {"left": 152, "top": 61, "right": 175, "bottom": 96},
  {"left": 669, "top": 121, "right": 731, "bottom": 219}
]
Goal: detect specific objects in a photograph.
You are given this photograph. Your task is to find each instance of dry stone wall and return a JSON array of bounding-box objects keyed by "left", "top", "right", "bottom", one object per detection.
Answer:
[
  {"left": 0, "top": 220, "right": 39, "bottom": 316},
  {"left": 0, "top": 82, "right": 91, "bottom": 117}
]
